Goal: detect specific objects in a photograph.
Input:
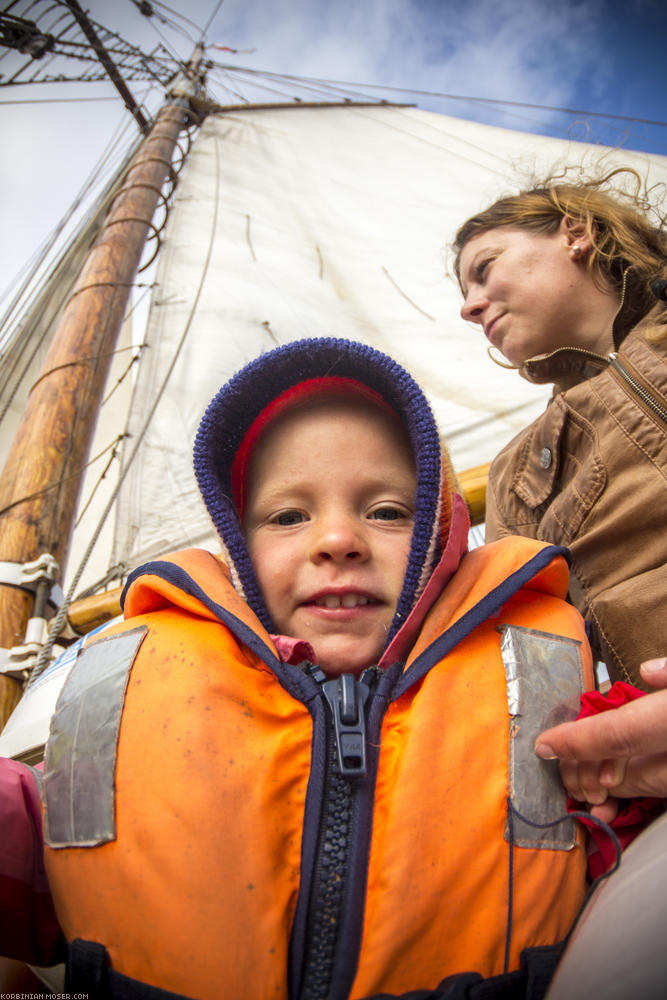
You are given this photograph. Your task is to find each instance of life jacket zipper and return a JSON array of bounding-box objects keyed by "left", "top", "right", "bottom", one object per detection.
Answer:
[
  {"left": 608, "top": 351, "right": 667, "bottom": 425},
  {"left": 298, "top": 664, "right": 378, "bottom": 1000}
]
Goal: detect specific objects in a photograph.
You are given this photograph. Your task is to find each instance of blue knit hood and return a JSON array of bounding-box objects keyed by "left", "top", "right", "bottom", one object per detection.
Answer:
[{"left": 193, "top": 338, "right": 451, "bottom": 645}]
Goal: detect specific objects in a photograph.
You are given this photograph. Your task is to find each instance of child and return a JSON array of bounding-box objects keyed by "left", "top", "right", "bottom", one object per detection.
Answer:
[{"left": 2, "top": 338, "right": 595, "bottom": 999}]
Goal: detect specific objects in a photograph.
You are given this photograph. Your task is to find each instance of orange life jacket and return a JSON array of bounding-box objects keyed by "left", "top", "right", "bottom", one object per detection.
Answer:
[{"left": 43, "top": 540, "right": 594, "bottom": 1000}]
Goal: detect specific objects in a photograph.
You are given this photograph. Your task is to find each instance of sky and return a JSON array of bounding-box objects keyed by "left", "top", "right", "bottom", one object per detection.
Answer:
[{"left": 1, "top": 0, "right": 666, "bottom": 318}]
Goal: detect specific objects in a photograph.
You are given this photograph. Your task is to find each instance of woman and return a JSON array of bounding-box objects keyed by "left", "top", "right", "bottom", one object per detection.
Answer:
[
  {"left": 454, "top": 168, "right": 666, "bottom": 689},
  {"left": 453, "top": 168, "right": 667, "bottom": 811}
]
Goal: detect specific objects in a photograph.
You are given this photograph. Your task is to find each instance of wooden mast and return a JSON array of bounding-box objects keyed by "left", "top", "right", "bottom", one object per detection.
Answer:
[{"left": 0, "top": 50, "right": 205, "bottom": 728}]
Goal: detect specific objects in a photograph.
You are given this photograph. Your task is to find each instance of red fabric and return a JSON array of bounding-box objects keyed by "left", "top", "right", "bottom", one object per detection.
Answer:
[
  {"left": 567, "top": 681, "right": 666, "bottom": 879},
  {"left": 230, "top": 376, "right": 400, "bottom": 516},
  {"left": 0, "top": 758, "right": 65, "bottom": 964}
]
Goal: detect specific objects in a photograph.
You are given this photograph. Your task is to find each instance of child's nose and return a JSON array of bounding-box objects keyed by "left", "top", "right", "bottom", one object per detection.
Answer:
[{"left": 311, "top": 518, "right": 370, "bottom": 563}]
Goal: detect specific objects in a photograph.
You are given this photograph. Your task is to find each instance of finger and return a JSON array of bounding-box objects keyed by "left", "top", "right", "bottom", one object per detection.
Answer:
[
  {"left": 535, "top": 690, "right": 667, "bottom": 762},
  {"left": 599, "top": 757, "right": 627, "bottom": 788},
  {"left": 600, "top": 752, "right": 667, "bottom": 801},
  {"left": 640, "top": 657, "right": 667, "bottom": 689},
  {"left": 573, "top": 760, "right": 609, "bottom": 805},
  {"left": 558, "top": 759, "right": 586, "bottom": 803},
  {"left": 588, "top": 797, "right": 620, "bottom": 824}
]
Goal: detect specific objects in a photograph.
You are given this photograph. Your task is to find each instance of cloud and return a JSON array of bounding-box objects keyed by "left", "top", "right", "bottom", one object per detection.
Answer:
[
  {"left": 201, "top": 0, "right": 614, "bottom": 133},
  {"left": 0, "top": 0, "right": 657, "bottom": 300}
]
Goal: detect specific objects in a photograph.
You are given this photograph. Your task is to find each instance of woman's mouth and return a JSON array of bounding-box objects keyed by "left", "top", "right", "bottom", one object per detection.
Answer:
[{"left": 484, "top": 314, "right": 504, "bottom": 344}]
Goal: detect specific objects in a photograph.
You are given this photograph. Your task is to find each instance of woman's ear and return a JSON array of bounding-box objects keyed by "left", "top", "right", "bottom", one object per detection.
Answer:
[{"left": 560, "top": 215, "right": 594, "bottom": 257}]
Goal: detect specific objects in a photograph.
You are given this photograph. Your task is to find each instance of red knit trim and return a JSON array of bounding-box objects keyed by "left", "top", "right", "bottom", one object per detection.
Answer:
[{"left": 231, "top": 376, "right": 400, "bottom": 515}]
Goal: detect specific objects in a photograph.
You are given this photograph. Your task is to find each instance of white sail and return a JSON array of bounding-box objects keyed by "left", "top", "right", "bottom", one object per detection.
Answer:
[
  {"left": 110, "top": 103, "right": 667, "bottom": 572},
  {"left": 4, "top": 101, "right": 667, "bottom": 758}
]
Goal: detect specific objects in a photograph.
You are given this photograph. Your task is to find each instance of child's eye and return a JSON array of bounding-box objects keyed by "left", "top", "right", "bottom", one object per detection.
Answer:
[
  {"left": 368, "top": 505, "right": 411, "bottom": 522},
  {"left": 269, "top": 509, "right": 307, "bottom": 526}
]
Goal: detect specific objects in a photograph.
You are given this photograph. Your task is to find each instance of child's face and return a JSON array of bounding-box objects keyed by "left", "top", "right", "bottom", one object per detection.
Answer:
[{"left": 244, "top": 400, "right": 416, "bottom": 677}]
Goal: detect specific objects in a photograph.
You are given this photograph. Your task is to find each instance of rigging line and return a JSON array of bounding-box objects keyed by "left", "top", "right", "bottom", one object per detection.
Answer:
[
  {"left": 129, "top": 9, "right": 194, "bottom": 71},
  {"left": 0, "top": 50, "right": 181, "bottom": 75},
  {"left": 212, "top": 64, "right": 383, "bottom": 107},
  {"left": 3, "top": 86, "right": 147, "bottom": 275},
  {"left": 139, "top": 14, "right": 197, "bottom": 54},
  {"left": 148, "top": 0, "right": 205, "bottom": 37},
  {"left": 213, "top": 61, "right": 383, "bottom": 104},
  {"left": 0, "top": 94, "right": 133, "bottom": 103},
  {"left": 349, "top": 106, "right": 508, "bottom": 180},
  {"left": 3, "top": 8, "right": 76, "bottom": 84},
  {"left": 0, "top": 432, "right": 130, "bottom": 520},
  {"left": 218, "top": 64, "right": 389, "bottom": 106},
  {"left": 102, "top": 345, "right": 146, "bottom": 406},
  {"left": 27, "top": 111, "right": 221, "bottom": 685},
  {"left": 372, "top": 104, "right": 567, "bottom": 175},
  {"left": 373, "top": 87, "right": 667, "bottom": 131},
  {"left": 126, "top": 0, "right": 198, "bottom": 43},
  {"left": 211, "top": 68, "right": 250, "bottom": 105},
  {"left": 0, "top": 115, "right": 141, "bottom": 334},
  {"left": 209, "top": 68, "right": 328, "bottom": 106},
  {"left": 199, "top": 0, "right": 225, "bottom": 43},
  {"left": 216, "top": 67, "right": 667, "bottom": 131},
  {"left": 73, "top": 433, "right": 129, "bottom": 529}
]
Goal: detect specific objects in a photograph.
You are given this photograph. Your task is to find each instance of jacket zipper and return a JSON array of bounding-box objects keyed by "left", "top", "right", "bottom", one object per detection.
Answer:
[
  {"left": 298, "top": 663, "right": 378, "bottom": 1000},
  {"left": 524, "top": 345, "right": 667, "bottom": 425},
  {"left": 608, "top": 352, "right": 667, "bottom": 425}
]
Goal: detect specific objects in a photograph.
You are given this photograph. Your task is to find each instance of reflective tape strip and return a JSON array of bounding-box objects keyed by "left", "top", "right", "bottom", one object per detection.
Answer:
[
  {"left": 43, "top": 626, "right": 147, "bottom": 848},
  {"left": 499, "top": 624, "right": 584, "bottom": 850}
]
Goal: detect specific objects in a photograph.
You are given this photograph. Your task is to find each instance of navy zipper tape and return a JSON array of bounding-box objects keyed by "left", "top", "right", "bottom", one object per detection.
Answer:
[
  {"left": 119, "top": 560, "right": 314, "bottom": 702},
  {"left": 289, "top": 666, "right": 400, "bottom": 1000},
  {"left": 326, "top": 664, "right": 402, "bottom": 1000},
  {"left": 289, "top": 692, "right": 330, "bottom": 1000},
  {"left": 394, "top": 545, "right": 572, "bottom": 699}
]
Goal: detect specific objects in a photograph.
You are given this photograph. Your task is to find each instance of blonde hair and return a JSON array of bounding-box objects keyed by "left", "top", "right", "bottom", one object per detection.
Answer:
[{"left": 452, "top": 167, "right": 667, "bottom": 342}]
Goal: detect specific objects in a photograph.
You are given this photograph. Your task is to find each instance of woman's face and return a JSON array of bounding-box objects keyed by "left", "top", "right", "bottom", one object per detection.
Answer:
[{"left": 458, "top": 220, "right": 615, "bottom": 365}]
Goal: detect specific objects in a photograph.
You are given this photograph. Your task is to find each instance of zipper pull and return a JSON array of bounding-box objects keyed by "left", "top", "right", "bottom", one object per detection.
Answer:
[{"left": 322, "top": 674, "right": 370, "bottom": 777}]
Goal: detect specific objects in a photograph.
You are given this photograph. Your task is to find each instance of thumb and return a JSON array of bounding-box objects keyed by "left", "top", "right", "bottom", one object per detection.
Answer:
[{"left": 640, "top": 658, "right": 667, "bottom": 690}]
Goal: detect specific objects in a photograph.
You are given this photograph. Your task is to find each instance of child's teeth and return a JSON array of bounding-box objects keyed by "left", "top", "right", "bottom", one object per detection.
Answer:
[{"left": 314, "top": 594, "right": 372, "bottom": 608}]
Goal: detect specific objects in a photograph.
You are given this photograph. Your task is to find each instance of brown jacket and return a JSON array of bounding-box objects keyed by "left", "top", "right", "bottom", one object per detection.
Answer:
[{"left": 485, "top": 316, "right": 667, "bottom": 687}]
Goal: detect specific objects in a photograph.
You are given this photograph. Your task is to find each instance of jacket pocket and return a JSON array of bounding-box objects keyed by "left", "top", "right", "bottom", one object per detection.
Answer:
[{"left": 512, "top": 396, "right": 606, "bottom": 545}]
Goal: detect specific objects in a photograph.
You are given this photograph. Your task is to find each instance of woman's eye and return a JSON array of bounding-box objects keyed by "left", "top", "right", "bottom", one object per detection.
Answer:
[
  {"left": 270, "top": 510, "right": 306, "bottom": 526},
  {"left": 369, "top": 505, "right": 410, "bottom": 522},
  {"left": 476, "top": 258, "right": 491, "bottom": 281}
]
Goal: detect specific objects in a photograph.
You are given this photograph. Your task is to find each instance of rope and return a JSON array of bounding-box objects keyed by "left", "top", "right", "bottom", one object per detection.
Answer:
[
  {"left": 505, "top": 798, "right": 623, "bottom": 968},
  {"left": 0, "top": 434, "right": 129, "bottom": 520},
  {"left": 73, "top": 434, "right": 129, "bottom": 527}
]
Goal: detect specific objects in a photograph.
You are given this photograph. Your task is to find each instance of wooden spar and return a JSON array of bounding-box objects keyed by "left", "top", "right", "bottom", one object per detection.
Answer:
[
  {"left": 63, "top": 0, "right": 149, "bottom": 134},
  {"left": 457, "top": 463, "right": 490, "bottom": 526},
  {"left": 0, "top": 76, "right": 201, "bottom": 728}
]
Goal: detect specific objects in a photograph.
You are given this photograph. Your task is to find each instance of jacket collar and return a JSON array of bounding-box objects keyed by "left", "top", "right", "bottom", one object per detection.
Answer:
[
  {"left": 519, "top": 347, "right": 609, "bottom": 392},
  {"left": 519, "top": 311, "right": 663, "bottom": 393}
]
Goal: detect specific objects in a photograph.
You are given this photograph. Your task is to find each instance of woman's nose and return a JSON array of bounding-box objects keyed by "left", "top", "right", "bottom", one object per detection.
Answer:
[
  {"left": 460, "top": 288, "right": 487, "bottom": 324},
  {"left": 310, "top": 516, "right": 370, "bottom": 563}
]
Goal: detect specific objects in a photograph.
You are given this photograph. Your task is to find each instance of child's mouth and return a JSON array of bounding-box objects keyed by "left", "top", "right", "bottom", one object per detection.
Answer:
[{"left": 309, "top": 593, "right": 379, "bottom": 609}]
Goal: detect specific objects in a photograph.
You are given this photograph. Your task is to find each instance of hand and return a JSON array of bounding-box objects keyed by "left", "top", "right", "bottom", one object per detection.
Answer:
[{"left": 535, "top": 658, "right": 667, "bottom": 821}]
